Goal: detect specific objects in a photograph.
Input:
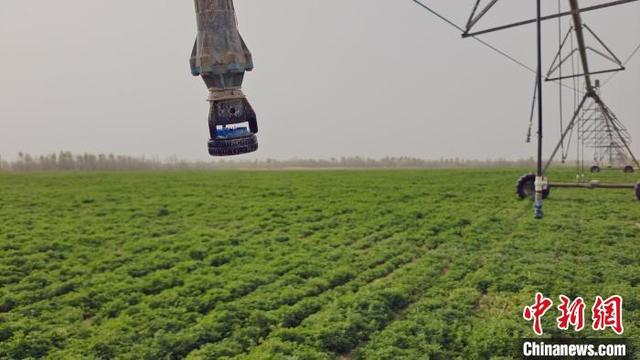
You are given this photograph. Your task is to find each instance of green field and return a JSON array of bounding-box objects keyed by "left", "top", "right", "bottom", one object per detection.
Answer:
[{"left": 1, "top": 169, "right": 639, "bottom": 359}]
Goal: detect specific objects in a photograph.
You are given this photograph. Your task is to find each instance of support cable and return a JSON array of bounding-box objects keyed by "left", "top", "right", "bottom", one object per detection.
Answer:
[
  {"left": 410, "top": 0, "right": 584, "bottom": 95},
  {"left": 526, "top": 75, "right": 539, "bottom": 143},
  {"left": 411, "top": 0, "right": 536, "bottom": 73},
  {"left": 601, "top": 39, "right": 640, "bottom": 86}
]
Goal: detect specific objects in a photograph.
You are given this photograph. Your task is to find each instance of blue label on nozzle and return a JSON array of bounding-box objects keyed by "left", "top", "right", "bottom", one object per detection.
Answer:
[{"left": 217, "top": 127, "right": 250, "bottom": 139}]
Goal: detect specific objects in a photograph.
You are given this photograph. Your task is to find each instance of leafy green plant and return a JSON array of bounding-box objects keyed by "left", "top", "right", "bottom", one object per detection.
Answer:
[{"left": 0, "top": 169, "right": 638, "bottom": 359}]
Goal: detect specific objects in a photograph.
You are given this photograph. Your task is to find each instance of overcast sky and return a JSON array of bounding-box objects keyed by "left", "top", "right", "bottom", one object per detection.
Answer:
[{"left": 1, "top": 1, "right": 638, "bottom": 161}]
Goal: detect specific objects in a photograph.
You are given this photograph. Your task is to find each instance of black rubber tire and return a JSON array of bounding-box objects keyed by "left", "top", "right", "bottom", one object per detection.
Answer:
[
  {"left": 590, "top": 166, "right": 601, "bottom": 173},
  {"left": 208, "top": 134, "right": 258, "bottom": 157},
  {"left": 635, "top": 182, "right": 640, "bottom": 201},
  {"left": 623, "top": 166, "right": 634, "bottom": 174},
  {"left": 516, "top": 173, "right": 550, "bottom": 200}
]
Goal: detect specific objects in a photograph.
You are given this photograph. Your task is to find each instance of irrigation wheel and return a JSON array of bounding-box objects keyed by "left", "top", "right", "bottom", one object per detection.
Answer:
[
  {"left": 516, "top": 173, "right": 550, "bottom": 200},
  {"left": 624, "top": 166, "right": 635, "bottom": 174},
  {"left": 635, "top": 182, "right": 640, "bottom": 201},
  {"left": 590, "top": 166, "right": 601, "bottom": 173}
]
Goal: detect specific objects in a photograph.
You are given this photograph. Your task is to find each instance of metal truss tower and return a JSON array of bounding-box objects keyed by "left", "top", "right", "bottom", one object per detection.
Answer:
[
  {"left": 460, "top": 0, "right": 640, "bottom": 217},
  {"left": 577, "top": 84, "right": 635, "bottom": 172}
]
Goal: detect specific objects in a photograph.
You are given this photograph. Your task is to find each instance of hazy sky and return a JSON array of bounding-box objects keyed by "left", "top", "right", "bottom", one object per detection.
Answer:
[{"left": 1, "top": 1, "right": 638, "bottom": 161}]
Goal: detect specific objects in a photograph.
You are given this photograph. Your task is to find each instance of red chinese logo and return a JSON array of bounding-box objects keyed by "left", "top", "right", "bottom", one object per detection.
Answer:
[
  {"left": 523, "top": 294, "right": 623, "bottom": 335},
  {"left": 592, "top": 295, "right": 624, "bottom": 335},
  {"left": 523, "top": 292, "right": 554, "bottom": 335},
  {"left": 557, "top": 295, "right": 585, "bottom": 332}
]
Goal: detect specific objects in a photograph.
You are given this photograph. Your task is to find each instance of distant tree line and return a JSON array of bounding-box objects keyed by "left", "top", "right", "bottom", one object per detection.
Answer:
[{"left": 0, "top": 152, "right": 538, "bottom": 171}]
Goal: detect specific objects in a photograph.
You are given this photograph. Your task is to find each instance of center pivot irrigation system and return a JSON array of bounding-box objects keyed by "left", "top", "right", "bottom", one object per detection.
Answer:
[
  {"left": 411, "top": 0, "right": 640, "bottom": 218},
  {"left": 189, "top": 0, "right": 640, "bottom": 218}
]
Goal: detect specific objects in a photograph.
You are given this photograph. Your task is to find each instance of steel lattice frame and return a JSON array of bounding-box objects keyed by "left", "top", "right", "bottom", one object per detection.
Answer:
[
  {"left": 461, "top": 0, "right": 640, "bottom": 171},
  {"left": 459, "top": 0, "right": 640, "bottom": 216},
  {"left": 577, "top": 90, "right": 633, "bottom": 168}
]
